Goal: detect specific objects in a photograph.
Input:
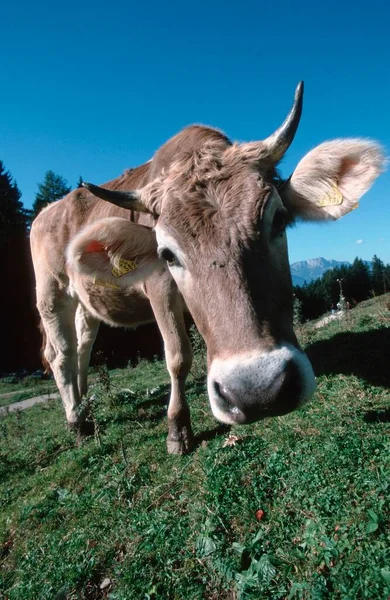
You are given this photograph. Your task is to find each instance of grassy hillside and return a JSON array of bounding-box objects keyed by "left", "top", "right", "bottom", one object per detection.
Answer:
[{"left": 0, "top": 296, "right": 389, "bottom": 599}]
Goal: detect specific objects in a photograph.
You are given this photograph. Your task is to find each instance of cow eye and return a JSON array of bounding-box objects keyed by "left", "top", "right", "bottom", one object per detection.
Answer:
[
  {"left": 159, "top": 247, "right": 177, "bottom": 266},
  {"left": 272, "top": 209, "right": 288, "bottom": 236}
]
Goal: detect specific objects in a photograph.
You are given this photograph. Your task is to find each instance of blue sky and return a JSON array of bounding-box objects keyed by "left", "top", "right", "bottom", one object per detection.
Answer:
[{"left": 1, "top": 0, "right": 389, "bottom": 264}]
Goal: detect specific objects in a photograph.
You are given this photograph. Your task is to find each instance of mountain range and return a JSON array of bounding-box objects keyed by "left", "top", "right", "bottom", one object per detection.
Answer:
[{"left": 290, "top": 257, "right": 349, "bottom": 286}]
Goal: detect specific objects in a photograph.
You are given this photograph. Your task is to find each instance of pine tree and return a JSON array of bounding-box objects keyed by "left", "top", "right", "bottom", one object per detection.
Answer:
[
  {"left": 384, "top": 264, "right": 390, "bottom": 294},
  {"left": 293, "top": 295, "right": 303, "bottom": 326},
  {"left": 322, "top": 265, "right": 349, "bottom": 306},
  {"left": 299, "top": 279, "right": 331, "bottom": 320},
  {"left": 31, "top": 170, "right": 71, "bottom": 221},
  {"left": 0, "top": 160, "right": 25, "bottom": 245},
  {"left": 348, "top": 258, "right": 371, "bottom": 302},
  {"left": 371, "top": 255, "right": 386, "bottom": 296}
]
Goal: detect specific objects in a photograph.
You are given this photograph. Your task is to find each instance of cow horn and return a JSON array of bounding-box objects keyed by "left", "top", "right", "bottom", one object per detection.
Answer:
[
  {"left": 82, "top": 182, "right": 147, "bottom": 211},
  {"left": 263, "top": 81, "right": 304, "bottom": 162}
]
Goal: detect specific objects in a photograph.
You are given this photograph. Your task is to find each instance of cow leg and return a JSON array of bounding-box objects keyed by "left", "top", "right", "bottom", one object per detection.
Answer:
[
  {"left": 75, "top": 303, "right": 100, "bottom": 399},
  {"left": 37, "top": 286, "right": 90, "bottom": 436},
  {"left": 148, "top": 286, "right": 194, "bottom": 454},
  {"left": 39, "top": 300, "right": 80, "bottom": 426}
]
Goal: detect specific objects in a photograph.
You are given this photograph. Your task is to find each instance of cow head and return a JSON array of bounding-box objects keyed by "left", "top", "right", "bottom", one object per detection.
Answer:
[{"left": 79, "top": 83, "right": 385, "bottom": 425}]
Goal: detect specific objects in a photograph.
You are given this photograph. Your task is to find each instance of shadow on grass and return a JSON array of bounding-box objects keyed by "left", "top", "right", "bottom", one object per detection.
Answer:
[
  {"left": 111, "top": 376, "right": 231, "bottom": 449},
  {"left": 306, "top": 327, "right": 390, "bottom": 388},
  {"left": 194, "top": 423, "right": 231, "bottom": 449},
  {"left": 113, "top": 377, "right": 207, "bottom": 429},
  {"left": 363, "top": 409, "right": 390, "bottom": 424},
  {"left": 136, "top": 385, "right": 170, "bottom": 409}
]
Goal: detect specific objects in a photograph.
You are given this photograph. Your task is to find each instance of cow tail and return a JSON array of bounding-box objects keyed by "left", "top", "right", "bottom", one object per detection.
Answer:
[{"left": 39, "top": 320, "right": 52, "bottom": 375}]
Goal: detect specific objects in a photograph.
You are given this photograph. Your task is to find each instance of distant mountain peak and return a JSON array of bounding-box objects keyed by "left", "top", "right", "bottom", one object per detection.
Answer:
[{"left": 290, "top": 257, "right": 350, "bottom": 286}]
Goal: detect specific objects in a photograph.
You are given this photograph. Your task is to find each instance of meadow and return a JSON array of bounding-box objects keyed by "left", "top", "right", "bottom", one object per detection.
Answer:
[{"left": 0, "top": 295, "right": 389, "bottom": 599}]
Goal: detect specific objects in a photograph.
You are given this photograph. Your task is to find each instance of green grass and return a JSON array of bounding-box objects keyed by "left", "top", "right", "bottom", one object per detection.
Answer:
[
  {"left": 0, "top": 298, "right": 389, "bottom": 599},
  {"left": 0, "top": 370, "right": 123, "bottom": 408}
]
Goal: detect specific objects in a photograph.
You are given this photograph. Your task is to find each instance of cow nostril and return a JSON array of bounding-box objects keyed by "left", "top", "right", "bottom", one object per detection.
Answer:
[
  {"left": 214, "top": 380, "right": 221, "bottom": 397},
  {"left": 279, "top": 359, "right": 302, "bottom": 402},
  {"left": 213, "top": 379, "right": 246, "bottom": 422},
  {"left": 214, "top": 380, "right": 236, "bottom": 411}
]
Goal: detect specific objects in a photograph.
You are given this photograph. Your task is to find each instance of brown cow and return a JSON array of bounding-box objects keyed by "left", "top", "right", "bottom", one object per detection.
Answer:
[{"left": 30, "top": 83, "right": 384, "bottom": 453}]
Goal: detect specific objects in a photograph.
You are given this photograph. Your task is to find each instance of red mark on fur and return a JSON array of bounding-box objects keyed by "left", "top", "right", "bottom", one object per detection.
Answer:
[{"left": 85, "top": 240, "right": 106, "bottom": 253}]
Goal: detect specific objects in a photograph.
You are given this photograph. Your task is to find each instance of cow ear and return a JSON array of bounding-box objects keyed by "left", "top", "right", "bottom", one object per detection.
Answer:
[
  {"left": 67, "top": 217, "right": 159, "bottom": 287},
  {"left": 280, "top": 139, "right": 386, "bottom": 221}
]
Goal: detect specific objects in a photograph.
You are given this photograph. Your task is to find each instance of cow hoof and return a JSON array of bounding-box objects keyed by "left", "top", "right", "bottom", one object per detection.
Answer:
[
  {"left": 167, "top": 440, "right": 189, "bottom": 454},
  {"left": 167, "top": 432, "right": 194, "bottom": 455},
  {"left": 70, "top": 420, "right": 95, "bottom": 443},
  {"left": 167, "top": 418, "right": 194, "bottom": 454}
]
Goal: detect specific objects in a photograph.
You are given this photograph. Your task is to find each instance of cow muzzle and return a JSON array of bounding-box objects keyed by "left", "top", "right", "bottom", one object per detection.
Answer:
[{"left": 207, "top": 345, "right": 316, "bottom": 425}]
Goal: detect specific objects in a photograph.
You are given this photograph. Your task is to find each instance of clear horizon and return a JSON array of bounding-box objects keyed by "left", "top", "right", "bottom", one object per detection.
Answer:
[{"left": 1, "top": 0, "right": 389, "bottom": 265}]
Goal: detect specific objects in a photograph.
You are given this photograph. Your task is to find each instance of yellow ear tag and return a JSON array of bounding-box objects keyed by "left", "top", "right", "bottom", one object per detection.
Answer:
[
  {"left": 111, "top": 258, "right": 138, "bottom": 278},
  {"left": 317, "top": 186, "right": 343, "bottom": 208},
  {"left": 93, "top": 277, "right": 120, "bottom": 289}
]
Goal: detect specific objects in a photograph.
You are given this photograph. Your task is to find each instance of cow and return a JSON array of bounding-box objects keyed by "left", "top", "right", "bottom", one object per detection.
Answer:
[{"left": 30, "top": 82, "right": 384, "bottom": 453}]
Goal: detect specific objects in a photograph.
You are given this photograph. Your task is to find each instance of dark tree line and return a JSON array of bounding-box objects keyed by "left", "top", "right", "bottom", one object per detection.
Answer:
[
  {"left": 0, "top": 165, "right": 83, "bottom": 371},
  {"left": 0, "top": 161, "right": 39, "bottom": 371},
  {"left": 294, "top": 256, "right": 390, "bottom": 322}
]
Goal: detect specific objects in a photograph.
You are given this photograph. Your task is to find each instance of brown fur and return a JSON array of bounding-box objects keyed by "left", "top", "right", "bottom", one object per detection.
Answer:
[
  {"left": 39, "top": 320, "right": 51, "bottom": 374},
  {"left": 33, "top": 123, "right": 384, "bottom": 360},
  {"left": 30, "top": 123, "right": 385, "bottom": 452}
]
